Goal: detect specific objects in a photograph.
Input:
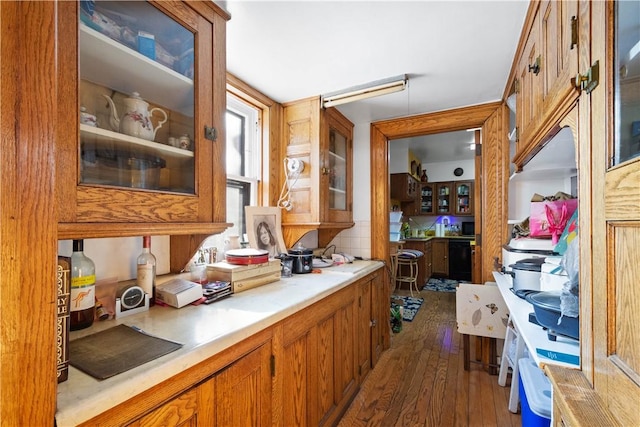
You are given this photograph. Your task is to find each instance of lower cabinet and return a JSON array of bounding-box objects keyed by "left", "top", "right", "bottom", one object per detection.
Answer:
[
  {"left": 431, "top": 239, "right": 449, "bottom": 277},
  {"left": 280, "top": 285, "right": 358, "bottom": 426},
  {"left": 124, "top": 341, "right": 272, "bottom": 427},
  {"left": 423, "top": 240, "right": 433, "bottom": 281},
  {"left": 126, "top": 384, "right": 210, "bottom": 427},
  {"left": 213, "top": 342, "right": 273, "bottom": 425},
  {"left": 100, "top": 268, "right": 384, "bottom": 427},
  {"left": 402, "top": 239, "right": 433, "bottom": 287}
]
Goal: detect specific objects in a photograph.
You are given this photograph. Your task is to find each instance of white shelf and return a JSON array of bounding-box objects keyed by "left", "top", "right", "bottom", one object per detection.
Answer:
[
  {"left": 493, "top": 271, "right": 580, "bottom": 369},
  {"left": 510, "top": 167, "right": 578, "bottom": 182},
  {"left": 79, "top": 24, "right": 194, "bottom": 117},
  {"left": 80, "top": 124, "right": 194, "bottom": 159}
]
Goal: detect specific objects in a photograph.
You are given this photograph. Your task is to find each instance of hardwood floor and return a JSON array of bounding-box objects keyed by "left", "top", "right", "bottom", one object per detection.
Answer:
[{"left": 338, "top": 289, "right": 522, "bottom": 427}]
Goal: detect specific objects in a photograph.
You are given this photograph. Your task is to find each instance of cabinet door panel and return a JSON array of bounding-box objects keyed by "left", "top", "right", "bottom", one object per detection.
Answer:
[
  {"left": 214, "top": 342, "right": 272, "bottom": 426},
  {"left": 358, "top": 278, "right": 373, "bottom": 380},
  {"left": 317, "top": 316, "right": 336, "bottom": 424},
  {"left": 282, "top": 333, "right": 311, "bottom": 426}
]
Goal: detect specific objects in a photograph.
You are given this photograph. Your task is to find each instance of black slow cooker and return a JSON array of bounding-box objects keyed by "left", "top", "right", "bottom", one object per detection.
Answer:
[{"left": 288, "top": 245, "right": 313, "bottom": 274}]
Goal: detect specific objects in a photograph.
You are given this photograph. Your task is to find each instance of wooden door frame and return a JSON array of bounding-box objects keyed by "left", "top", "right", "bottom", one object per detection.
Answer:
[{"left": 370, "top": 102, "right": 502, "bottom": 278}]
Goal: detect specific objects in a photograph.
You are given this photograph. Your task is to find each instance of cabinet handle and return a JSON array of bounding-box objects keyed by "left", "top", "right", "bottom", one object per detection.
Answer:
[
  {"left": 528, "top": 56, "right": 541, "bottom": 75},
  {"left": 574, "top": 61, "right": 600, "bottom": 94},
  {"left": 322, "top": 167, "right": 331, "bottom": 175},
  {"left": 204, "top": 125, "right": 217, "bottom": 141},
  {"left": 370, "top": 319, "right": 377, "bottom": 327}
]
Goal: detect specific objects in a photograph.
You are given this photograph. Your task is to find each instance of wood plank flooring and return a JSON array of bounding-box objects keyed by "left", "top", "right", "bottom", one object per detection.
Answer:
[{"left": 338, "top": 289, "right": 521, "bottom": 427}]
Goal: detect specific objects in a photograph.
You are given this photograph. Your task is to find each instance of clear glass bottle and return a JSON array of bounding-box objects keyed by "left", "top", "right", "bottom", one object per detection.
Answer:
[
  {"left": 136, "top": 236, "right": 156, "bottom": 306},
  {"left": 70, "top": 239, "right": 96, "bottom": 330}
]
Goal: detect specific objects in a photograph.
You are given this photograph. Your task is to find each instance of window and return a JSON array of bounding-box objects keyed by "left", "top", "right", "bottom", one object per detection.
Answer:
[
  {"left": 226, "top": 94, "right": 260, "bottom": 238},
  {"left": 197, "top": 93, "right": 261, "bottom": 262}
]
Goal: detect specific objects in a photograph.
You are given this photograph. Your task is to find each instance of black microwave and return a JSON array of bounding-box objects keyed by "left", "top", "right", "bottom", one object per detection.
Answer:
[{"left": 461, "top": 222, "right": 475, "bottom": 236}]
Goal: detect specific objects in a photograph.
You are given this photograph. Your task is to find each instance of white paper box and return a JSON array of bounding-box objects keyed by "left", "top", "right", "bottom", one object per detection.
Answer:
[{"left": 156, "top": 278, "right": 203, "bottom": 308}]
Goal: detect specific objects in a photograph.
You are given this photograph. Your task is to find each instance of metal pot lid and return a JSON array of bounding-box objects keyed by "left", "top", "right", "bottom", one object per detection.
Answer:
[
  {"left": 288, "top": 244, "right": 312, "bottom": 255},
  {"left": 525, "top": 290, "right": 562, "bottom": 312},
  {"left": 509, "top": 257, "right": 545, "bottom": 272}
]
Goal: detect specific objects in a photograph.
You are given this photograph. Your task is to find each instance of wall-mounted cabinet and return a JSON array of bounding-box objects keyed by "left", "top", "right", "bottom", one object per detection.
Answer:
[
  {"left": 281, "top": 97, "right": 354, "bottom": 248},
  {"left": 55, "top": 1, "right": 231, "bottom": 272},
  {"left": 512, "top": 0, "right": 580, "bottom": 168},
  {"left": 390, "top": 173, "right": 419, "bottom": 201},
  {"left": 57, "top": 1, "right": 229, "bottom": 240},
  {"left": 419, "top": 183, "right": 435, "bottom": 215}
]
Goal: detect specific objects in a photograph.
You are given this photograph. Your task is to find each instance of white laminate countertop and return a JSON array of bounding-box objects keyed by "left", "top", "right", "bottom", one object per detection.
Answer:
[
  {"left": 56, "top": 260, "right": 384, "bottom": 426},
  {"left": 492, "top": 271, "right": 580, "bottom": 369}
]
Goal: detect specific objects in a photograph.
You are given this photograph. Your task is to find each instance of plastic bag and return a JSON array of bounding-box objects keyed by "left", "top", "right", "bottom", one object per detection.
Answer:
[{"left": 559, "top": 237, "right": 579, "bottom": 319}]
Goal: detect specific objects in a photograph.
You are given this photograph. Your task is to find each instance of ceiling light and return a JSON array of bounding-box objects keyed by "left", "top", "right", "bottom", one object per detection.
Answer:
[{"left": 321, "top": 74, "right": 407, "bottom": 108}]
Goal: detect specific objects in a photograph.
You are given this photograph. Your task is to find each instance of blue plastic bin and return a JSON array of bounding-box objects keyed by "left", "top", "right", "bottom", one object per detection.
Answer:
[{"left": 518, "top": 358, "right": 551, "bottom": 427}]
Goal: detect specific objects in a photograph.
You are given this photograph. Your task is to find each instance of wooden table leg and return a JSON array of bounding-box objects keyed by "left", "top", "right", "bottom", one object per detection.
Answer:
[{"left": 464, "top": 334, "right": 470, "bottom": 371}]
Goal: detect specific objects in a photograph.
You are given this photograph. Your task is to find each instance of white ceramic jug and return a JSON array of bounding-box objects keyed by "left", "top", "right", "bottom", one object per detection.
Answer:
[
  {"left": 223, "top": 235, "right": 241, "bottom": 253},
  {"left": 103, "top": 92, "right": 167, "bottom": 141}
]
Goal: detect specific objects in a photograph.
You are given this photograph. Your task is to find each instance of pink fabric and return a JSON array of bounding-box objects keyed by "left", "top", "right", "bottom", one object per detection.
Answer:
[{"left": 530, "top": 199, "right": 578, "bottom": 244}]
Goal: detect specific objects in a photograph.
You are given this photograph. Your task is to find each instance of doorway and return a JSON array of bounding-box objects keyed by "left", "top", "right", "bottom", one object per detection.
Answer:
[{"left": 371, "top": 102, "right": 508, "bottom": 285}]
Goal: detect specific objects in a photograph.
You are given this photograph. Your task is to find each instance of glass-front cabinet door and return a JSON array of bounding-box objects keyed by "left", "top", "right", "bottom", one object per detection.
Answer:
[
  {"left": 420, "top": 183, "right": 434, "bottom": 215},
  {"left": 57, "top": 1, "right": 227, "bottom": 233},
  {"left": 455, "top": 182, "right": 473, "bottom": 215},
  {"left": 323, "top": 108, "right": 353, "bottom": 223},
  {"left": 436, "top": 182, "right": 452, "bottom": 214},
  {"left": 614, "top": 1, "right": 640, "bottom": 164},
  {"left": 79, "top": 1, "right": 195, "bottom": 193}
]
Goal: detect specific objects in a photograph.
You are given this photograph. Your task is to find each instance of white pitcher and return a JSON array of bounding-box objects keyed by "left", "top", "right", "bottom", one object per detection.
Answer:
[{"left": 103, "top": 92, "right": 167, "bottom": 141}]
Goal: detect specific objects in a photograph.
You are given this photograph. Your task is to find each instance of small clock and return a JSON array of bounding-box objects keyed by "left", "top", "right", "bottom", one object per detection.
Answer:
[
  {"left": 115, "top": 285, "right": 149, "bottom": 318},
  {"left": 454, "top": 167, "right": 464, "bottom": 177}
]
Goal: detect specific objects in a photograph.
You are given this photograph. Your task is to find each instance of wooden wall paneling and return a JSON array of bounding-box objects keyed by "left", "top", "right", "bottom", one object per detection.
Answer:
[
  {"left": 480, "top": 106, "right": 510, "bottom": 284},
  {"left": 589, "top": 0, "right": 608, "bottom": 401},
  {"left": 1, "top": 2, "right": 58, "bottom": 424},
  {"left": 473, "top": 130, "right": 483, "bottom": 282}
]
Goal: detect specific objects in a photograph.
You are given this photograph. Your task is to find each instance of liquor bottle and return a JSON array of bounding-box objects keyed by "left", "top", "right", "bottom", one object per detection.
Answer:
[
  {"left": 70, "top": 240, "right": 95, "bottom": 330},
  {"left": 137, "top": 236, "right": 156, "bottom": 306}
]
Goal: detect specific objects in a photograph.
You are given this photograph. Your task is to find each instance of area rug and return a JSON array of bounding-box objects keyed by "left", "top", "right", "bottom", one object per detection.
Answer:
[
  {"left": 423, "top": 278, "right": 459, "bottom": 293},
  {"left": 391, "top": 295, "right": 424, "bottom": 322}
]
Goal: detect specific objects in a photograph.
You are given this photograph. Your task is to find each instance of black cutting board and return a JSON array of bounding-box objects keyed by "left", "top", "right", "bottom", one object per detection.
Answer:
[{"left": 69, "top": 324, "right": 182, "bottom": 380}]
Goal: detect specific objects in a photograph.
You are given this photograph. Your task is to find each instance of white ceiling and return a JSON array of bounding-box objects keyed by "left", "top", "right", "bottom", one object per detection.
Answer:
[{"left": 222, "top": 0, "right": 529, "bottom": 162}]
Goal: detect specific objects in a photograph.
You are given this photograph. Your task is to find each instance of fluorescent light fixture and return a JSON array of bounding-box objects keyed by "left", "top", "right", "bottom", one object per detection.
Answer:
[{"left": 321, "top": 74, "right": 407, "bottom": 108}]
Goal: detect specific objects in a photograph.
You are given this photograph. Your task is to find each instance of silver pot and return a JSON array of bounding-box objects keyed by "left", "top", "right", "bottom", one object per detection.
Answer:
[{"left": 509, "top": 258, "right": 545, "bottom": 291}]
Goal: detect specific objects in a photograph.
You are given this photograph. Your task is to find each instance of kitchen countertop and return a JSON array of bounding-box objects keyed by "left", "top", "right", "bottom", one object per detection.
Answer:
[
  {"left": 492, "top": 271, "right": 579, "bottom": 369},
  {"left": 56, "top": 260, "right": 383, "bottom": 426}
]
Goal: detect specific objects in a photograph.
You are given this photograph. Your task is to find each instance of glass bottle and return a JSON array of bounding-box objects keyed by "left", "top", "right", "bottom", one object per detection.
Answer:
[
  {"left": 70, "top": 239, "right": 95, "bottom": 330},
  {"left": 137, "top": 236, "right": 156, "bottom": 306}
]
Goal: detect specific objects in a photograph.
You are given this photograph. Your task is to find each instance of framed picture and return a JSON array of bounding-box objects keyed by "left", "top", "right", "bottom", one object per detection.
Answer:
[{"left": 245, "top": 206, "right": 288, "bottom": 257}]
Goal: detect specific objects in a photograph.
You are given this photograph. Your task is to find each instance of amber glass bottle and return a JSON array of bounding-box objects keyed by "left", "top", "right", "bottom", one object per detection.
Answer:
[{"left": 70, "top": 240, "right": 95, "bottom": 330}]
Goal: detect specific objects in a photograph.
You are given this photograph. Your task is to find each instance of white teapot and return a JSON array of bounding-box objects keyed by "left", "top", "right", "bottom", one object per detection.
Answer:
[{"left": 103, "top": 92, "right": 167, "bottom": 141}]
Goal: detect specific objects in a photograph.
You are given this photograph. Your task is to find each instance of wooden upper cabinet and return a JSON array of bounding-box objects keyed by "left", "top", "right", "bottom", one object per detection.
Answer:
[
  {"left": 56, "top": 1, "right": 230, "bottom": 239},
  {"left": 513, "top": 0, "right": 580, "bottom": 168},
  {"left": 281, "top": 97, "right": 354, "bottom": 248},
  {"left": 390, "top": 173, "right": 418, "bottom": 201},
  {"left": 540, "top": 0, "right": 579, "bottom": 114},
  {"left": 515, "top": 9, "right": 542, "bottom": 155}
]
